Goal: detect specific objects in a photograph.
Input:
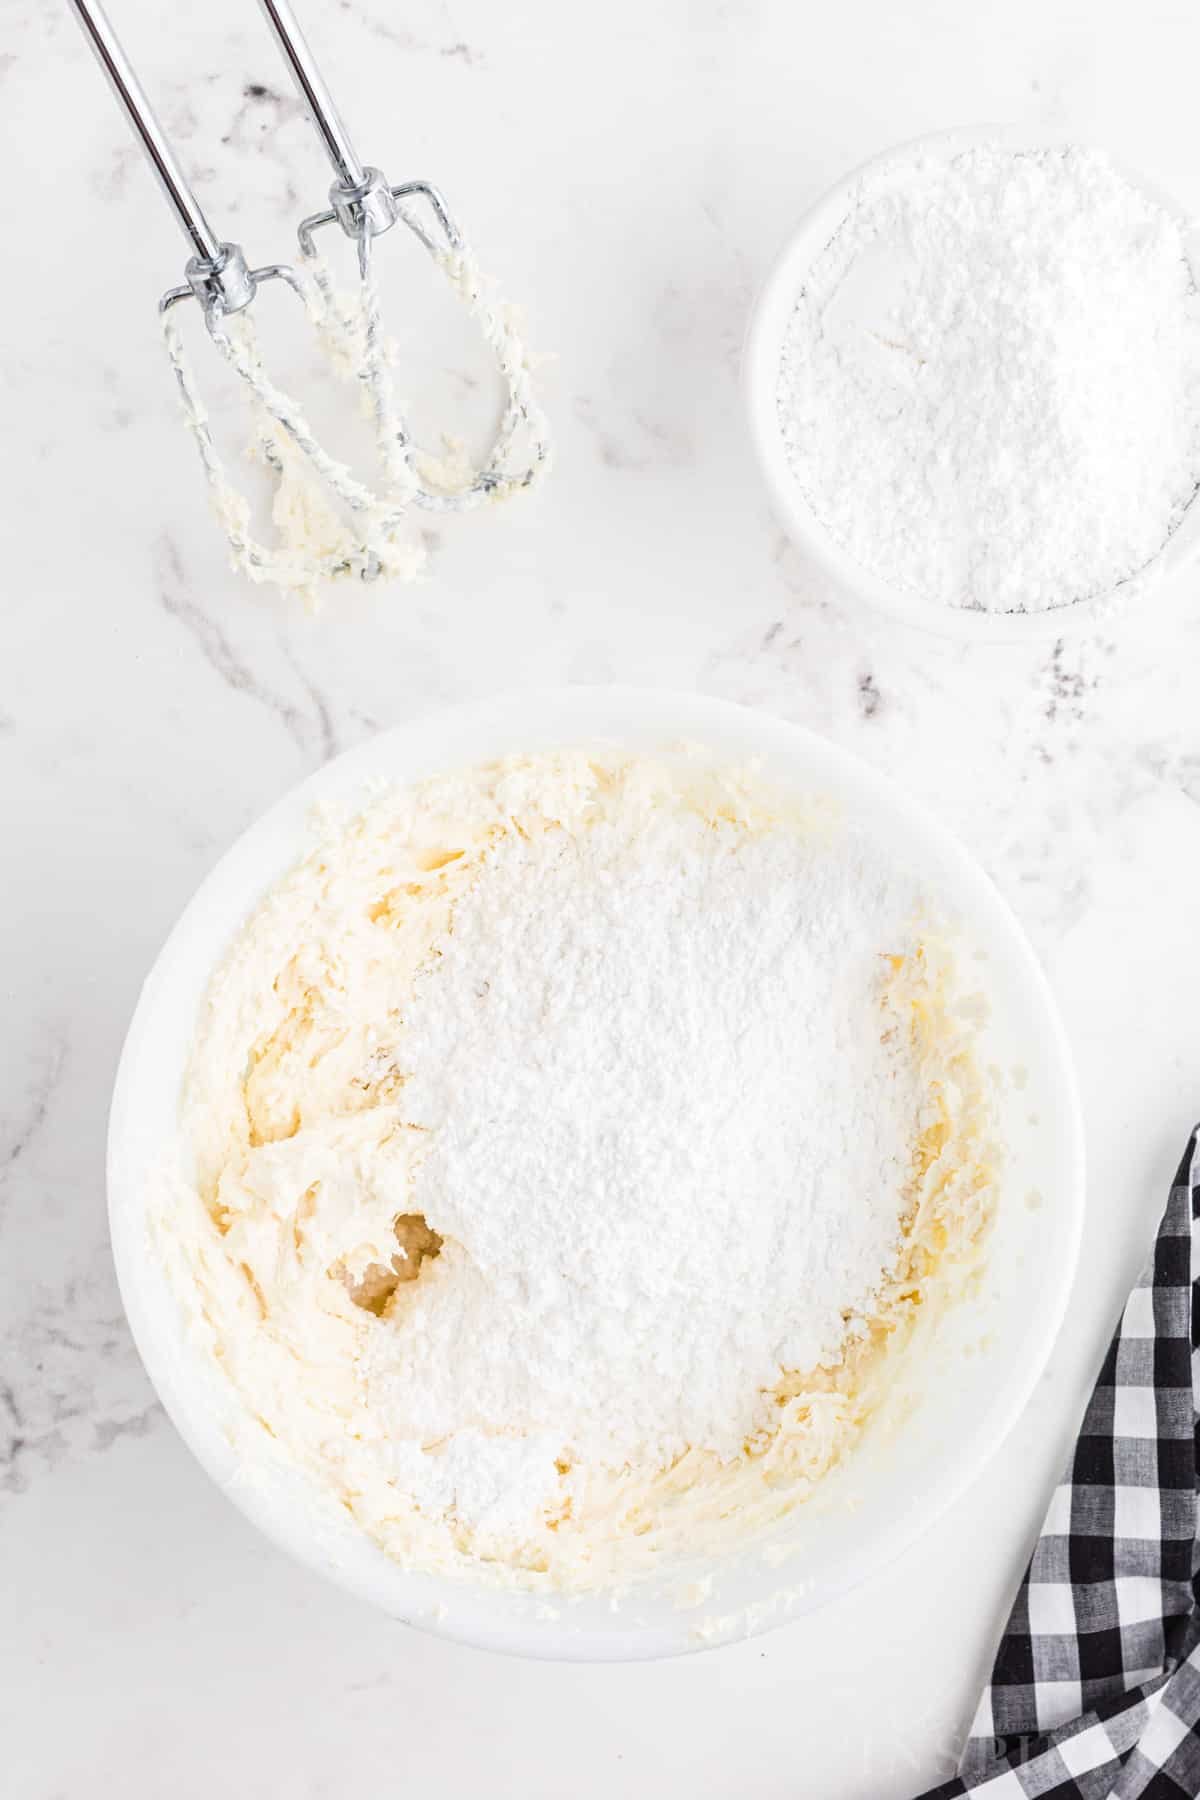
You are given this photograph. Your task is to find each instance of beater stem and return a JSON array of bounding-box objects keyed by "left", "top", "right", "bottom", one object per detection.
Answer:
[
  {"left": 255, "top": 0, "right": 367, "bottom": 195},
  {"left": 69, "top": 0, "right": 223, "bottom": 266}
]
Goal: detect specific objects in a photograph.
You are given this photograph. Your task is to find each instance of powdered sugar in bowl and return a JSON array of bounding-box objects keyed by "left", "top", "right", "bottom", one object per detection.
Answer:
[
  {"left": 744, "top": 127, "right": 1200, "bottom": 640},
  {"left": 108, "top": 688, "right": 1083, "bottom": 1657}
]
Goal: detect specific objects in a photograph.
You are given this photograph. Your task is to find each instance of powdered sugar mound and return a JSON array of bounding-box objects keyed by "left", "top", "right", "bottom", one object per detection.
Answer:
[
  {"left": 369, "top": 808, "right": 923, "bottom": 1475},
  {"left": 383, "top": 1429, "right": 566, "bottom": 1539},
  {"left": 777, "top": 142, "right": 1200, "bottom": 614}
]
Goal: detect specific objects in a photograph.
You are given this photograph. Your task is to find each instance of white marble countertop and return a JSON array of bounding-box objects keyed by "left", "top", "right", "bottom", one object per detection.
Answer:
[{"left": 4, "top": 1, "right": 1200, "bottom": 1794}]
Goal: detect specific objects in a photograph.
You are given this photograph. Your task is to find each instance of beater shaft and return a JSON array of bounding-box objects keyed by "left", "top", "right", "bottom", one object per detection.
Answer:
[
  {"left": 70, "top": 0, "right": 221, "bottom": 265},
  {"left": 257, "top": 0, "right": 424, "bottom": 247},
  {"left": 70, "top": 0, "right": 261, "bottom": 314},
  {"left": 256, "top": 0, "right": 366, "bottom": 196}
]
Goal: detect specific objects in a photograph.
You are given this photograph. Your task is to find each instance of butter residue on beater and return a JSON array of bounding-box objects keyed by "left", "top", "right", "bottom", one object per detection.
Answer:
[
  {"left": 152, "top": 748, "right": 998, "bottom": 1593},
  {"left": 161, "top": 226, "right": 550, "bottom": 604}
]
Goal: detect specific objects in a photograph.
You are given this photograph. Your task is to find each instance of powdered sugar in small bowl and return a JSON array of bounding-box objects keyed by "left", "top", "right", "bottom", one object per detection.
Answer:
[{"left": 744, "top": 126, "right": 1200, "bottom": 641}]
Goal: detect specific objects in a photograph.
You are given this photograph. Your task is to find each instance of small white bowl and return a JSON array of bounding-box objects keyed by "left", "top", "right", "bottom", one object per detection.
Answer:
[
  {"left": 108, "top": 687, "right": 1085, "bottom": 1658},
  {"left": 744, "top": 125, "right": 1200, "bottom": 642}
]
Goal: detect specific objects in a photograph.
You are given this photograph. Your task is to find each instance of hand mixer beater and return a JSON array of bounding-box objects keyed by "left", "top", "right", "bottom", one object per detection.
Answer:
[{"left": 70, "top": 0, "right": 551, "bottom": 597}]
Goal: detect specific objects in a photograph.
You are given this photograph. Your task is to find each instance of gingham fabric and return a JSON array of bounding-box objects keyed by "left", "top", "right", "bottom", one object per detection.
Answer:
[{"left": 918, "top": 1129, "right": 1200, "bottom": 1800}]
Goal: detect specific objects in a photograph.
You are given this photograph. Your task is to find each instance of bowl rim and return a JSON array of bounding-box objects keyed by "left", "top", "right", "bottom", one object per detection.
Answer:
[
  {"left": 107, "top": 685, "right": 1086, "bottom": 1658},
  {"left": 743, "top": 122, "right": 1200, "bottom": 643}
]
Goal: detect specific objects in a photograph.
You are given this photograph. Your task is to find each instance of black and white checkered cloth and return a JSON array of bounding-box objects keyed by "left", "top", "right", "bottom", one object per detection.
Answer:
[{"left": 917, "top": 1130, "right": 1200, "bottom": 1799}]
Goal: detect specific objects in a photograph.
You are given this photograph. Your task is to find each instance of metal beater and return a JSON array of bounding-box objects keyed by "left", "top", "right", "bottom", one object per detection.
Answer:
[{"left": 70, "top": 0, "right": 550, "bottom": 596}]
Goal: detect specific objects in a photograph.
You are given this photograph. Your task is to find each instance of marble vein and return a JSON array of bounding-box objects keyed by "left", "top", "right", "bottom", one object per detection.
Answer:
[
  {"left": 155, "top": 534, "right": 335, "bottom": 759},
  {"left": 0, "top": 1040, "right": 65, "bottom": 1191}
]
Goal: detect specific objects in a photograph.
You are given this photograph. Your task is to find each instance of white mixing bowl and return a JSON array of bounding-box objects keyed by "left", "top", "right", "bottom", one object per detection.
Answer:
[
  {"left": 744, "top": 125, "right": 1200, "bottom": 642},
  {"left": 108, "top": 687, "right": 1085, "bottom": 1658}
]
